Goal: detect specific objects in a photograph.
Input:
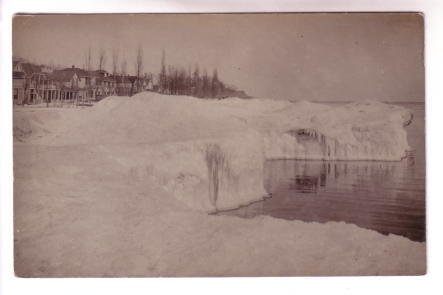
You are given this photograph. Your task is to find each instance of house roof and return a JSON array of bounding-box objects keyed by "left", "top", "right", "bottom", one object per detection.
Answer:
[
  {"left": 112, "top": 75, "right": 132, "bottom": 84},
  {"left": 60, "top": 67, "right": 90, "bottom": 77},
  {"left": 50, "top": 66, "right": 100, "bottom": 82},
  {"left": 128, "top": 76, "right": 138, "bottom": 83},
  {"left": 13, "top": 71, "right": 25, "bottom": 79},
  {"left": 20, "top": 63, "right": 43, "bottom": 75},
  {"left": 97, "top": 76, "right": 115, "bottom": 83},
  {"left": 92, "top": 69, "right": 111, "bottom": 78},
  {"left": 49, "top": 70, "right": 77, "bottom": 82}
]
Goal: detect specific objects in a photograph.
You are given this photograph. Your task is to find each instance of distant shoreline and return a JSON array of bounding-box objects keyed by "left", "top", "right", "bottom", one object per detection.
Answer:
[{"left": 289, "top": 100, "right": 425, "bottom": 105}]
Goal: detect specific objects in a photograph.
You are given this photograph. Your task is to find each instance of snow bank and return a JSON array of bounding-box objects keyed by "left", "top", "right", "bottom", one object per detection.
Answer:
[
  {"left": 14, "top": 93, "right": 413, "bottom": 212},
  {"left": 110, "top": 132, "right": 266, "bottom": 212},
  {"left": 163, "top": 133, "right": 266, "bottom": 212},
  {"left": 260, "top": 100, "right": 412, "bottom": 161},
  {"left": 13, "top": 109, "right": 62, "bottom": 142}
]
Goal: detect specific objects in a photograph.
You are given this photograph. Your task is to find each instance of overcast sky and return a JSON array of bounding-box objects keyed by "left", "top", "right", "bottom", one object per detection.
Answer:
[{"left": 13, "top": 13, "right": 424, "bottom": 101}]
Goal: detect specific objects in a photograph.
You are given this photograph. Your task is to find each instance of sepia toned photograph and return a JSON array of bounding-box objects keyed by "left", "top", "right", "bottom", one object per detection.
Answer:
[{"left": 12, "top": 13, "right": 425, "bottom": 277}]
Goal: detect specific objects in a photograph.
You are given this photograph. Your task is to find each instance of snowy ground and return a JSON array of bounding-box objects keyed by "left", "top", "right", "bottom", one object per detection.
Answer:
[{"left": 13, "top": 93, "right": 425, "bottom": 276}]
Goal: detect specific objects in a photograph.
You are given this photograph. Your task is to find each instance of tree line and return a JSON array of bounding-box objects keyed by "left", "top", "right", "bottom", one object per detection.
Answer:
[
  {"left": 83, "top": 46, "right": 250, "bottom": 99},
  {"left": 158, "top": 51, "right": 249, "bottom": 99}
]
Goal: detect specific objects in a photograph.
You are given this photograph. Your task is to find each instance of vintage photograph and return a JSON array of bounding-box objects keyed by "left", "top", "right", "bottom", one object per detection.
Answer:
[{"left": 12, "top": 13, "right": 425, "bottom": 277}]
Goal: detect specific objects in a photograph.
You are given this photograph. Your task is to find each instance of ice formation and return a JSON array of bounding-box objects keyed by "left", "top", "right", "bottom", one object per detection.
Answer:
[
  {"left": 14, "top": 93, "right": 413, "bottom": 212},
  {"left": 109, "top": 132, "right": 267, "bottom": 212}
]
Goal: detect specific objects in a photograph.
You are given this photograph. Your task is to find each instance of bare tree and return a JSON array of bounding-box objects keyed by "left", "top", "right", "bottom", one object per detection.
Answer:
[
  {"left": 202, "top": 69, "right": 210, "bottom": 98},
  {"left": 48, "top": 60, "right": 56, "bottom": 72},
  {"left": 86, "top": 47, "right": 92, "bottom": 71},
  {"left": 211, "top": 69, "right": 220, "bottom": 98},
  {"left": 135, "top": 45, "right": 144, "bottom": 93},
  {"left": 85, "top": 47, "right": 92, "bottom": 71},
  {"left": 192, "top": 64, "right": 201, "bottom": 97},
  {"left": 159, "top": 50, "right": 167, "bottom": 93},
  {"left": 112, "top": 50, "right": 119, "bottom": 75},
  {"left": 136, "top": 46, "right": 143, "bottom": 78},
  {"left": 121, "top": 59, "right": 127, "bottom": 75},
  {"left": 98, "top": 48, "right": 106, "bottom": 71}
]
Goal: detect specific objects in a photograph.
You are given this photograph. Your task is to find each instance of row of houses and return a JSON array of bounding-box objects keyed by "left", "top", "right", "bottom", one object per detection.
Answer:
[{"left": 12, "top": 60, "right": 154, "bottom": 105}]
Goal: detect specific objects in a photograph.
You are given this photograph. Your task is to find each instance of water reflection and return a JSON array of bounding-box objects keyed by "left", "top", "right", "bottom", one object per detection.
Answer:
[
  {"left": 223, "top": 159, "right": 425, "bottom": 242},
  {"left": 220, "top": 103, "right": 425, "bottom": 242}
]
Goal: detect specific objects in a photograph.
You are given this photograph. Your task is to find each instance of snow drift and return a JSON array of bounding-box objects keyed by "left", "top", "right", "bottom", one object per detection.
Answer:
[
  {"left": 108, "top": 132, "right": 266, "bottom": 212},
  {"left": 14, "top": 92, "right": 413, "bottom": 212}
]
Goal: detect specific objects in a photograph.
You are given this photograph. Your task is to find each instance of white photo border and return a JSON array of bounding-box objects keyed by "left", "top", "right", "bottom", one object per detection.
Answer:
[{"left": 1, "top": 1, "right": 442, "bottom": 294}]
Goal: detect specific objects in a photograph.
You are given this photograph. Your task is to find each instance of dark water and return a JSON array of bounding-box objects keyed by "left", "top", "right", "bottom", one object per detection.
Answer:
[{"left": 222, "top": 103, "right": 426, "bottom": 242}]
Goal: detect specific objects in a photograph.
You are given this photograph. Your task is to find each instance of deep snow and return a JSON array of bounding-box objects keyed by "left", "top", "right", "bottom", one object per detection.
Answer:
[
  {"left": 14, "top": 93, "right": 413, "bottom": 212},
  {"left": 13, "top": 92, "right": 425, "bottom": 276}
]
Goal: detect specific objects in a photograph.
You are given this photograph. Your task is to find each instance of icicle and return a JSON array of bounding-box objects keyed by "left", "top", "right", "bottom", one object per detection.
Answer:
[{"left": 205, "top": 143, "right": 228, "bottom": 209}]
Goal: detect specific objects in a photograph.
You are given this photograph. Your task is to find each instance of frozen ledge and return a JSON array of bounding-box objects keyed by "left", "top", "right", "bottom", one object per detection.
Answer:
[
  {"left": 98, "top": 97, "right": 414, "bottom": 212},
  {"left": 140, "top": 121, "right": 412, "bottom": 212},
  {"left": 14, "top": 94, "right": 414, "bottom": 212}
]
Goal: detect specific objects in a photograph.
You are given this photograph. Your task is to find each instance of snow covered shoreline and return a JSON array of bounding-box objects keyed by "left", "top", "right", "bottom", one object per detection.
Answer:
[
  {"left": 14, "top": 92, "right": 413, "bottom": 212},
  {"left": 13, "top": 93, "right": 425, "bottom": 276}
]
